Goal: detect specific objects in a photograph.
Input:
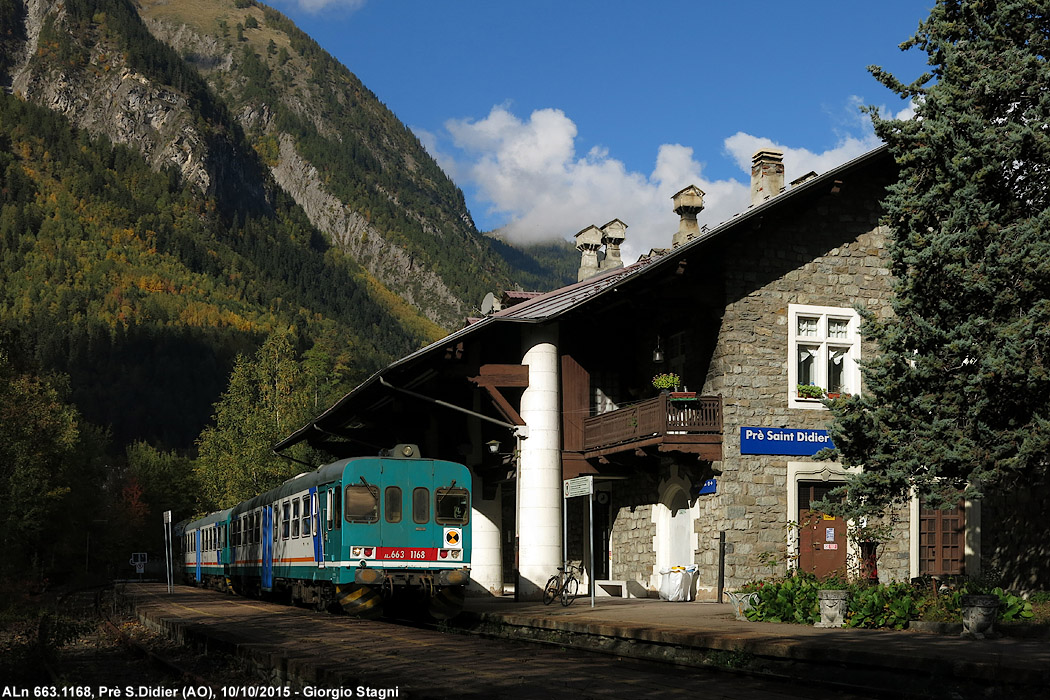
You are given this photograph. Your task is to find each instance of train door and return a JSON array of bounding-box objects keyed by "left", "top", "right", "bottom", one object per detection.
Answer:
[
  {"left": 194, "top": 529, "right": 202, "bottom": 582},
  {"left": 261, "top": 506, "right": 274, "bottom": 591},
  {"left": 309, "top": 487, "right": 323, "bottom": 568},
  {"left": 379, "top": 459, "right": 434, "bottom": 562},
  {"left": 320, "top": 483, "right": 341, "bottom": 577}
]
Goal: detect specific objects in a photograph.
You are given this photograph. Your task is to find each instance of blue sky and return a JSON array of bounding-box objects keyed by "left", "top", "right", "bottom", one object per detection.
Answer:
[{"left": 268, "top": 0, "right": 932, "bottom": 259}]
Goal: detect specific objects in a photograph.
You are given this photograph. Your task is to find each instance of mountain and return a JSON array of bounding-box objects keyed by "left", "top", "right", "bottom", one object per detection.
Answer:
[{"left": 0, "top": 0, "right": 574, "bottom": 450}]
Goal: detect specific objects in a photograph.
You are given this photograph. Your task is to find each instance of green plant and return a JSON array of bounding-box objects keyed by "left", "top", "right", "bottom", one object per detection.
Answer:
[
  {"left": 992, "top": 587, "right": 1034, "bottom": 621},
  {"left": 745, "top": 572, "right": 820, "bottom": 625},
  {"left": 796, "top": 383, "right": 825, "bottom": 399},
  {"left": 845, "top": 582, "right": 919, "bottom": 629},
  {"left": 652, "top": 372, "right": 681, "bottom": 390}
]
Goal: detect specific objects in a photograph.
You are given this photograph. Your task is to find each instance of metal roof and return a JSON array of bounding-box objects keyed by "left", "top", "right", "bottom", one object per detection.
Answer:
[{"left": 273, "top": 144, "right": 891, "bottom": 452}]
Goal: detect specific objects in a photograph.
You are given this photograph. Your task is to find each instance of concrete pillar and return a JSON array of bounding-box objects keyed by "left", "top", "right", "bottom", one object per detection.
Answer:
[
  {"left": 517, "top": 324, "right": 562, "bottom": 599},
  {"left": 468, "top": 486, "right": 503, "bottom": 595}
]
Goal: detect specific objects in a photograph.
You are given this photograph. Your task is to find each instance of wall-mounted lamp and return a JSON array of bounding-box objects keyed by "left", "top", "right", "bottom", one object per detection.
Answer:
[
  {"left": 652, "top": 336, "right": 665, "bottom": 364},
  {"left": 485, "top": 439, "right": 501, "bottom": 455}
]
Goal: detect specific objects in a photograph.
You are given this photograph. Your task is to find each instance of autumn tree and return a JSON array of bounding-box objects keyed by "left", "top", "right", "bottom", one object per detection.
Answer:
[
  {"left": 194, "top": 329, "right": 313, "bottom": 508},
  {"left": 828, "top": 1, "right": 1050, "bottom": 514}
]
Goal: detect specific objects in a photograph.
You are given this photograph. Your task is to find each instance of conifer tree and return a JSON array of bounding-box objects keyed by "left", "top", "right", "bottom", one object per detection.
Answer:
[{"left": 828, "top": 1, "right": 1050, "bottom": 514}]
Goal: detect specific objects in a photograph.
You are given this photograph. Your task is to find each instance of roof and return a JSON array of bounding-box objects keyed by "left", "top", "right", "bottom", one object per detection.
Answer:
[{"left": 273, "top": 145, "right": 891, "bottom": 453}]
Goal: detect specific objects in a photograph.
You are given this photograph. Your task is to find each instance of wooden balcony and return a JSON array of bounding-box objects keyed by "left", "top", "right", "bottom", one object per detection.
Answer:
[{"left": 581, "top": 394, "right": 722, "bottom": 461}]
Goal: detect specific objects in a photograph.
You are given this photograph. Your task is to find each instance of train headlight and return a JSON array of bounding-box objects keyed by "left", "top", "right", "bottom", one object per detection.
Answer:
[
  {"left": 352, "top": 546, "right": 362, "bottom": 556},
  {"left": 452, "top": 550, "right": 461, "bottom": 559}
]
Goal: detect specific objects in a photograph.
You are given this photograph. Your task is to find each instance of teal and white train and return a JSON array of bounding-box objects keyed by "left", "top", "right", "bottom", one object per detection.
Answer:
[{"left": 176, "top": 445, "right": 471, "bottom": 619}]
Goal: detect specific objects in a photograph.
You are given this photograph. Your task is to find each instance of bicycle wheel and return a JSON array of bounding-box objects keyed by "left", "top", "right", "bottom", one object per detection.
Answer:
[
  {"left": 542, "top": 575, "right": 560, "bottom": 605},
  {"left": 560, "top": 575, "right": 579, "bottom": 606}
]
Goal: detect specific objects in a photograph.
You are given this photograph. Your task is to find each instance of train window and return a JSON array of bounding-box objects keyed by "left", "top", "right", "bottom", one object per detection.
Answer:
[
  {"left": 385, "top": 487, "right": 403, "bottom": 523},
  {"left": 282, "top": 501, "right": 291, "bottom": 539},
  {"left": 254, "top": 512, "right": 261, "bottom": 543},
  {"left": 301, "top": 496, "right": 311, "bottom": 537},
  {"left": 326, "top": 491, "right": 333, "bottom": 530},
  {"left": 412, "top": 487, "right": 430, "bottom": 524},
  {"left": 333, "top": 489, "right": 341, "bottom": 529},
  {"left": 435, "top": 487, "right": 470, "bottom": 525},
  {"left": 345, "top": 484, "right": 379, "bottom": 523},
  {"left": 292, "top": 499, "right": 301, "bottom": 537}
]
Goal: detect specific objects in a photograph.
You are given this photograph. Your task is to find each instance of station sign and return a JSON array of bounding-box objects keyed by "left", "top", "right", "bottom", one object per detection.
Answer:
[
  {"left": 740, "top": 427, "right": 834, "bottom": 456},
  {"left": 563, "top": 475, "right": 593, "bottom": 498}
]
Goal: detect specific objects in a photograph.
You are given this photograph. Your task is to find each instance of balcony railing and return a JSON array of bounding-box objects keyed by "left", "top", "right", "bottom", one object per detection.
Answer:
[{"left": 581, "top": 393, "right": 722, "bottom": 458}]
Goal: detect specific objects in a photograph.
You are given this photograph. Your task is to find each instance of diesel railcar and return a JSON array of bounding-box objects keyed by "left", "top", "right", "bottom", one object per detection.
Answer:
[{"left": 178, "top": 445, "right": 471, "bottom": 619}]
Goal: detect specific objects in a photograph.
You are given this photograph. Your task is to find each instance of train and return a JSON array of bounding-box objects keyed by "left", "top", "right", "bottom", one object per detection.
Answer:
[{"left": 175, "top": 444, "right": 471, "bottom": 619}]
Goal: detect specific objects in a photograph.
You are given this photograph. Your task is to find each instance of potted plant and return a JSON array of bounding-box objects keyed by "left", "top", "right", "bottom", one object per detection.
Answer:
[
  {"left": 796, "top": 383, "right": 825, "bottom": 400},
  {"left": 959, "top": 580, "right": 1001, "bottom": 639},
  {"left": 652, "top": 372, "right": 681, "bottom": 393},
  {"left": 726, "top": 582, "right": 761, "bottom": 621},
  {"left": 815, "top": 576, "right": 850, "bottom": 628}
]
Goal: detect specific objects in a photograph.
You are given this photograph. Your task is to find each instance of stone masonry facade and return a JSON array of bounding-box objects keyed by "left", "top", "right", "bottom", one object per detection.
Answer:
[{"left": 604, "top": 157, "right": 910, "bottom": 595}]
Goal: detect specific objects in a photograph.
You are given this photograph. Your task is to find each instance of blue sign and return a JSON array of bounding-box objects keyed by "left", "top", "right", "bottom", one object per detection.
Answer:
[
  {"left": 740, "top": 427, "right": 834, "bottom": 456},
  {"left": 697, "top": 478, "right": 717, "bottom": 495}
]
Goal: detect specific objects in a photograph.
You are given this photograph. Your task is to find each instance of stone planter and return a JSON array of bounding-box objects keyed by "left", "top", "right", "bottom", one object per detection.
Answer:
[
  {"left": 816, "top": 589, "right": 849, "bottom": 628},
  {"left": 961, "top": 594, "right": 1000, "bottom": 639},
  {"left": 726, "top": 591, "right": 758, "bottom": 621}
]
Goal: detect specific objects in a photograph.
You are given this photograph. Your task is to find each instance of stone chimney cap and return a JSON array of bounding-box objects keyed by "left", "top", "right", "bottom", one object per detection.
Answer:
[
  {"left": 600, "top": 218, "right": 627, "bottom": 242},
  {"left": 751, "top": 148, "right": 784, "bottom": 164},
  {"left": 575, "top": 224, "right": 603, "bottom": 250},
  {"left": 672, "top": 185, "right": 706, "bottom": 212}
]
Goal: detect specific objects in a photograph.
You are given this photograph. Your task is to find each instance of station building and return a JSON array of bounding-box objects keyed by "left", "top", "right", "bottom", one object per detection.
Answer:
[{"left": 275, "top": 145, "right": 1044, "bottom": 599}]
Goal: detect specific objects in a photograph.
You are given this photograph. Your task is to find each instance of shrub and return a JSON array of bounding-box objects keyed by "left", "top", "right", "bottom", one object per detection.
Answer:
[{"left": 745, "top": 572, "right": 819, "bottom": 624}]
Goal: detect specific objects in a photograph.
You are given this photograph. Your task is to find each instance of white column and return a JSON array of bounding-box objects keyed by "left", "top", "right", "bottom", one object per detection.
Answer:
[
  {"left": 517, "top": 325, "right": 562, "bottom": 599},
  {"left": 468, "top": 485, "right": 503, "bottom": 595}
]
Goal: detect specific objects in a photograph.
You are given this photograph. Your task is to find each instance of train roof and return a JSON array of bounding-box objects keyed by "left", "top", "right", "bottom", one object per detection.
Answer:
[{"left": 175, "top": 507, "right": 235, "bottom": 531}]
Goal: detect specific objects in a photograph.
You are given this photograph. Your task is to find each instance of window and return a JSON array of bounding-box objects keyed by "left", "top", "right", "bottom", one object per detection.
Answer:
[
  {"left": 345, "top": 484, "right": 379, "bottom": 523},
  {"left": 332, "top": 489, "right": 341, "bottom": 529},
  {"left": 292, "top": 499, "right": 301, "bottom": 537},
  {"left": 281, "top": 502, "right": 291, "bottom": 539},
  {"left": 788, "top": 304, "right": 860, "bottom": 409},
  {"left": 301, "top": 496, "right": 311, "bottom": 537},
  {"left": 385, "top": 487, "right": 403, "bottom": 523},
  {"left": 254, "top": 512, "right": 261, "bottom": 543},
  {"left": 435, "top": 487, "right": 470, "bottom": 525},
  {"left": 412, "top": 487, "right": 430, "bottom": 524}
]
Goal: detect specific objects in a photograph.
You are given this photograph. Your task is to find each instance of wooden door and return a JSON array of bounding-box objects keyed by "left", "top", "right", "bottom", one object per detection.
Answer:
[
  {"left": 919, "top": 501, "right": 965, "bottom": 576},
  {"left": 797, "top": 482, "right": 846, "bottom": 577}
]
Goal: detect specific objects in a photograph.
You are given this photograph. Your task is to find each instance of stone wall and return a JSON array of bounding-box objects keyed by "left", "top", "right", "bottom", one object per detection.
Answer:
[{"left": 697, "top": 171, "right": 898, "bottom": 589}]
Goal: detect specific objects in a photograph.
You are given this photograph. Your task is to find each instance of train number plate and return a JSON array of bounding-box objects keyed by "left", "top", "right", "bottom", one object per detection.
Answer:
[{"left": 376, "top": 547, "right": 437, "bottom": 561}]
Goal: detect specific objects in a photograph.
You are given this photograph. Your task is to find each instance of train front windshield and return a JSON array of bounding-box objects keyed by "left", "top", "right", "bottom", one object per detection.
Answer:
[{"left": 435, "top": 487, "right": 469, "bottom": 525}]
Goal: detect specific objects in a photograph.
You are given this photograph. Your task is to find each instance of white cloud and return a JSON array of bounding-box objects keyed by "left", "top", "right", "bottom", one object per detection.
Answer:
[
  {"left": 270, "top": 0, "right": 366, "bottom": 14},
  {"left": 437, "top": 104, "right": 889, "bottom": 263}
]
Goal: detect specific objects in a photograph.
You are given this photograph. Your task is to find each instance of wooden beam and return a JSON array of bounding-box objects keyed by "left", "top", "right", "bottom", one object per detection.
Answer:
[
  {"left": 469, "top": 364, "right": 529, "bottom": 387},
  {"left": 468, "top": 364, "right": 528, "bottom": 426}
]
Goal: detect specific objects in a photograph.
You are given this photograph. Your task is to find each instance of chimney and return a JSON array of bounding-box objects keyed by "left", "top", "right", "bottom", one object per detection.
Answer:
[
  {"left": 599, "top": 219, "right": 627, "bottom": 271},
  {"left": 751, "top": 148, "right": 785, "bottom": 206},
  {"left": 671, "top": 185, "right": 705, "bottom": 248},
  {"left": 575, "top": 225, "right": 603, "bottom": 281}
]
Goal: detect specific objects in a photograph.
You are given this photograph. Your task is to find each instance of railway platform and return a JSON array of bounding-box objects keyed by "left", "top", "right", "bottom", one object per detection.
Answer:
[
  {"left": 457, "top": 593, "right": 1050, "bottom": 699},
  {"left": 119, "top": 583, "right": 1050, "bottom": 699}
]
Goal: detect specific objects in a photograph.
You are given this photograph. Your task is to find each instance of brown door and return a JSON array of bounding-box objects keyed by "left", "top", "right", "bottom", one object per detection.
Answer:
[
  {"left": 797, "top": 482, "right": 846, "bottom": 577},
  {"left": 919, "top": 501, "right": 965, "bottom": 576}
]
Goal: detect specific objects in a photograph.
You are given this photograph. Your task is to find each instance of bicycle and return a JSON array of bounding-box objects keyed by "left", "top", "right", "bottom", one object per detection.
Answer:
[{"left": 542, "top": 563, "right": 581, "bottom": 606}]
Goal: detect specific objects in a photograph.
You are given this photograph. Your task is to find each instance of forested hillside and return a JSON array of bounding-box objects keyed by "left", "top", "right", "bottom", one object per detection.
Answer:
[{"left": 0, "top": 92, "right": 431, "bottom": 448}]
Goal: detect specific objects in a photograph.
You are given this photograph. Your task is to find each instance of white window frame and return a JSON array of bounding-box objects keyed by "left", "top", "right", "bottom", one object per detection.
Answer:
[{"left": 788, "top": 304, "right": 861, "bottom": 409}]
